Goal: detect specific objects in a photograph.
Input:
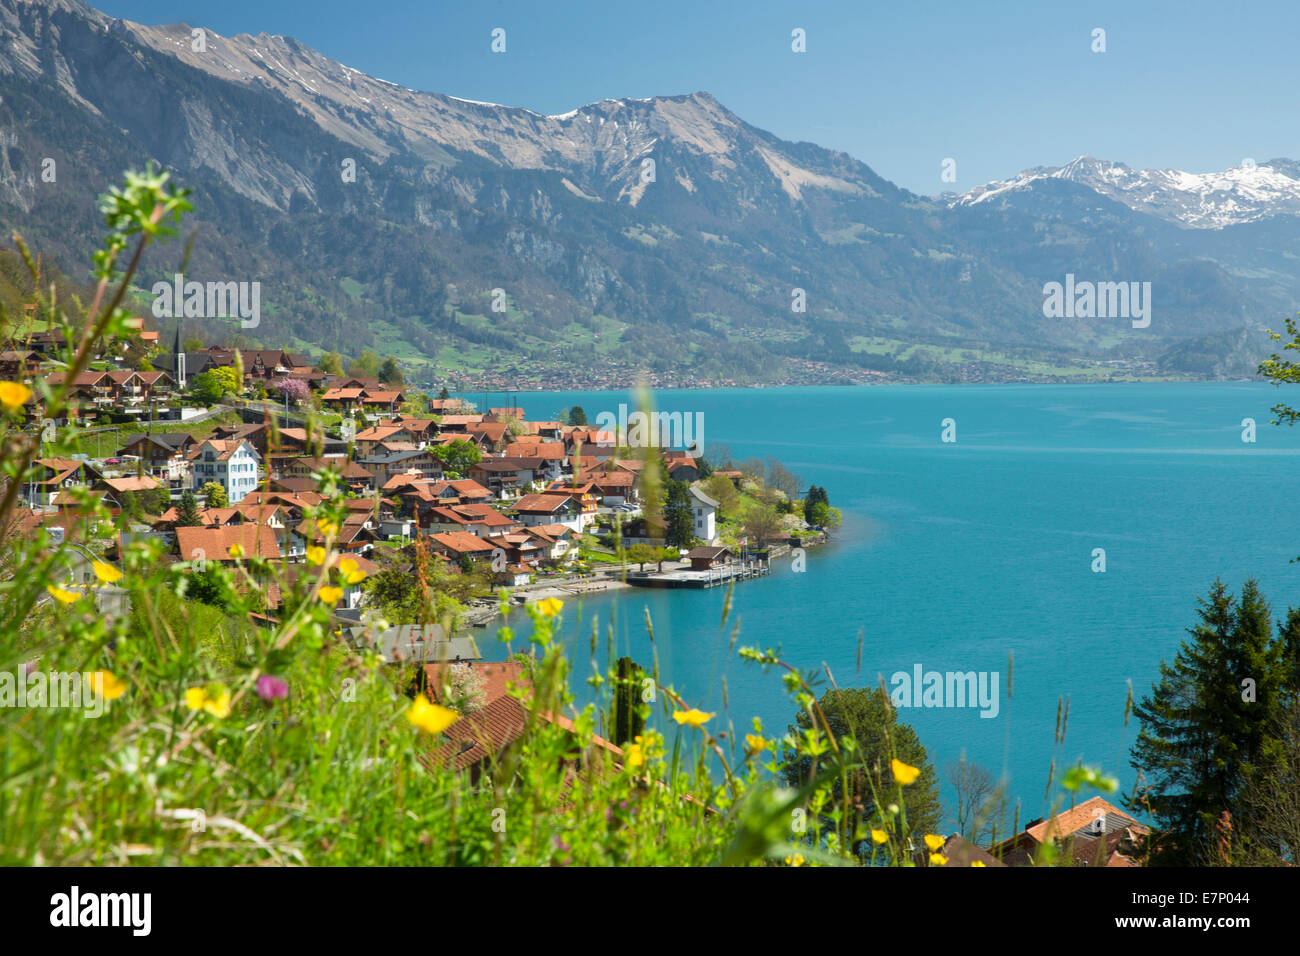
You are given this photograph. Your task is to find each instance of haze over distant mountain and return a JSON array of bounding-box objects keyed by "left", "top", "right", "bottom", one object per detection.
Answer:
[{"left": 1, "top": 0, "right": 1297, "bottom": 385}]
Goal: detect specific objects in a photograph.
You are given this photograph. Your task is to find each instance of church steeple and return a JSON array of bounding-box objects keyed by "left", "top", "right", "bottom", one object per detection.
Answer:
[{"left": 173, "top": 325, "right": 187, "bottom": 388}]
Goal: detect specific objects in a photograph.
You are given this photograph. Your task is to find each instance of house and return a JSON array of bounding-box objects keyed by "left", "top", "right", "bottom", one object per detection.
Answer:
[
  {"left": 425, "top": 531, "right": 504, "bottom": 564},
  {"left": 688, "top": 484, "right": 719, "bottom": 543},
  {"left": 188, "top": 438, "right": 262, "bottom": 504},
  {"left": 509, "top": 493, "right": 585, "bottom": 532},
  {"left": 989, "top": 796, "right": 1149, "bottom": 867},
  {"left": 524, "top": 523, "right": 577, "bottom": 565},
  {"left": 357, "top": 448, "right": 442, "bottom": 489},
  {"left": 174, "top": 524, "right": 282, "bottom": 564},
  {"left": 667, "top": 456, "right": 700, "bottom": 483},
  {"left": 94, "top": 475, "right": 165, "bottom": 510},
  {"left": 0, "top": 349, "right": 41, "bottom": 378},
  {"left": 20, "top": 458, "right": 89, "bottom": 507},
  {"left": 684, "top": 546, "right": 731, "bottom": 570}
]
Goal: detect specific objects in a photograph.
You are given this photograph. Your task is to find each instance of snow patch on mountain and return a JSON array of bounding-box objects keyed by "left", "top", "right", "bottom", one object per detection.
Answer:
[{"left": 948, "top": 156, "right": 1300, "bottom": 228}]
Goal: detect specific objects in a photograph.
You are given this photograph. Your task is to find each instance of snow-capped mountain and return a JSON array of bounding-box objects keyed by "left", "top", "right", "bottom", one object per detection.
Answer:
[{"left": 948, "top": 156, "right": 1300, "bottom": 229}]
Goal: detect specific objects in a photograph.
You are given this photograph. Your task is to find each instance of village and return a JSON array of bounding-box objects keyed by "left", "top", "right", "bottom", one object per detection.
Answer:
[{"left": 4, "top": 329, "right": 834, "bottom": 663}]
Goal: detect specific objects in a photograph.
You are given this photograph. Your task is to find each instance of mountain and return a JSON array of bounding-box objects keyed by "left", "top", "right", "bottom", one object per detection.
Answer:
[
  {"left": 947, "top": 155, "right": 1300, "bottom": 229},
  {"left": 0, "top": 0, "right": 1295, "bottom": 386}
]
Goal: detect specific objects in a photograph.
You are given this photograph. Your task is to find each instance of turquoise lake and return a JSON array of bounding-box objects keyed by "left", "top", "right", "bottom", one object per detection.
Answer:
[{"left": 463, "top": 383, "right": 1300, "bottom": 824}]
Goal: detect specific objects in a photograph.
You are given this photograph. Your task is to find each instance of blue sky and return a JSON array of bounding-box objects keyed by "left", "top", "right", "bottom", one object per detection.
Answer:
[{"left": 94, "top": 0, "right": 1300, "bottom": 196}]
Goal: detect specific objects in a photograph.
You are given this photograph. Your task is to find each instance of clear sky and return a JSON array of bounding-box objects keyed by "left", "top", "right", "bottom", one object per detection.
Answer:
[{"left": 93, "top": 0, "right": 1300, "bottom": 196}]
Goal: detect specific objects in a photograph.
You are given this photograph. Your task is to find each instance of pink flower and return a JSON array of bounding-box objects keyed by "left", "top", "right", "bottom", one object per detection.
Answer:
[{"left": 256, "top": 675, "right": 289, "bottom": 701}]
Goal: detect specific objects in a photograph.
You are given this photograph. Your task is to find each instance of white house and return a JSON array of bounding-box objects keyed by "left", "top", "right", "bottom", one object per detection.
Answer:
[
  {"left": 188, "top": 438, "right": 261, "bottom": 504},
  {"left": 689, "top": 484, "right": 719, "bottom": 544}
]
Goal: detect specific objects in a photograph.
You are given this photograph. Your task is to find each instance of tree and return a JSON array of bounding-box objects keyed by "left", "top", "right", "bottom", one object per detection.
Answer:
[
  {"left": 199, "top": 481, "right": 228, "bottom": 508},
  {"left": 568, "top": 406, "right": 588, "bottom": 426},
  {"left": 182, "top": 337, "right": 205, "bottom": 353},
  {"left": 781, "top": 687, "right": 942, "bottom": 855},
  {"left": 662, "top": 479, "right": 696, "bottom": 550},
  {"left": 739, "top": 500, "right": 782, "bottom": 547},
  {"left": 378, "top": 356, "right": 404, "bottom": 386},
  {"left": 625, "top": 543, "right": 658, "bottom": 571},
  {"left": 401, "top": 391, "right": 430, "bottom": 416},
  {"left": 611, "top": 657, "right": 648, "bottom": 746},
  {"left": 270, "top": 377, "right": 309, "bottom": 404},
  {"left": 700, "top": 474, "right": 740, "bottom": 520},
  {"left": 704, "top": 442, "right": 733, "bottom": 469},
  {"left": 1129, "top": 580, "right": 1291, "bottom": 865},
  {"left": 766, "top": 456, "right": 801, "bottom": 499},
  {"left": 655, "top": 547, "right": 679, "bottom": 571},
  {"left": 317, "top": 351, "right": 344, "bottom": 377},
  {"left": 437, "top": 386, "right": 450, "bottom": 401},
  {"left": 175, "top": 489, "right": 203, "bottom": 527},
  {"left": 431, "top": 438, "right": 481, "bottom": 477},
  {"left": 189, "top": 366, "right": 240, "bottom": 405},
  {"left": 347, "top": 349, "right": 381, "bottom": 379},
  {"left": 946, "top": 755, "right": 1004, "bottom": 844}
]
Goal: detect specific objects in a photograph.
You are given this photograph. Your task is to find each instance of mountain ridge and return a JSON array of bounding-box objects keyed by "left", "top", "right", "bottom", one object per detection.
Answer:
[{"left": 1, "top": 0, "right": 1296, "bottom": 387}]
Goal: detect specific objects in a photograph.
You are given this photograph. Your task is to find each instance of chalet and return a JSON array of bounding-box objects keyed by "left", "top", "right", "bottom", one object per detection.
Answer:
[
  {"left": 425, "top": 531, "right": 504, "bottom": 564},
  {"left": 510, "top": 493, "right": 584, "bottom": 532},
  {"left": 667, "top": 456, "right": 700, "bottom": 483},
  {"left": 188, "top": 438, "right": 262, "bottom": 504},
  {"left": 174, "top": 524, "right": 282, "bottom": 564},
  {"left": 94, "top": 475, "right": 165, "bottom": 510},
  {"left": 357, "top": 448, "right": 442, "bottom": 489},
  {"left": 989, "top": 796, "right": 1149, "bottom": 867},
  {"left": 0, "top": 350, "right": 41, "bottom": 378},
  {"left": 20, "top": 458, "right": 89, "bottom": 508}
]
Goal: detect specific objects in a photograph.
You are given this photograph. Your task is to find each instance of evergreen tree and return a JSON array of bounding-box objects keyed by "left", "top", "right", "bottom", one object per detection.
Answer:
[
  {"left": 662, "top": 479, "right": 696, "bottom": 549},
  {"left": 175, "top": 489, "right": 203, "bottom": 527},
  {"left": 611, "top": 657, "right": 647, "bottom": 746},
  {"left": 438, "top": 386, "right": 450, "bottom": 401},
  {"left": 1129, "top": 579, "right": 1290, "bottom": 865},
  {"left": 781, "top": 686, "right": 942, "bottom": 856},
  {"left": 378, "top": 356, "right": 404, "bottom": 385},
  {"left": 568, "top": 406, "right": 588, "bottom": 426}
]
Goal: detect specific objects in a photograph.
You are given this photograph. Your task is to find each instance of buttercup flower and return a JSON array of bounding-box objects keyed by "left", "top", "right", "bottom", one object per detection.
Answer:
[
  {"left": 535, "top": 597, "right": 563, "bottom": 617},
  {"left": 784, "top": 853, "right": 805, "bottom": 867},
  {"left": 672, "top": 708, "right": 714, "bottom": 728},
  {"left": 319, "top": 586, "right": 343, "bottom": 606},
  {"left": 316, "top": 519, "right": 339, "bottom": 536},
  {"left": 256, "top": 674, "right": 289, "bottom": 701},
  {"left": 185, "top": 683, "right": 232, "bottom": 718},
  {"left": 227, "top": 544, "right": 244, "bottom": 558},
  {"left": 929, "top": 853, "right": 948, "bottom": 866},
  {"left": 338, "top": 557, "right": 366, "bottom": 584},
  {"left": 924, "top": 834, "right": 945, "bottom": 851},
  {"left": 306, "top": 545, "right": 326, "bottom": 565},
  {"left": 0, "top": 381, "right": 32, "bottom": 410},
  {"left": 871, "top": 829, "right": 888, "bottom": 845},
  {"left": 47, "top": 585, "right": 80, "bottom": 604},
  {"left": 623, "top": 739, "right": 644, "bottom": 770},
  {"left": 971, "top": 861, "right": 986, "bottom": 867},
  {"left": 89, "top": 670, "right": 126, "bottom": 700},
  {"left": 745, "top": 733, "right": 770, "bottom": 753},
  {"left": 406, "top": 695, "right": 457, "bottom": 735},
  {"left": 892, "top": 758, "right": 920, "bottom": 786},
  {"left": 92, "top": 561, "right": 122, "bottom": 584}
]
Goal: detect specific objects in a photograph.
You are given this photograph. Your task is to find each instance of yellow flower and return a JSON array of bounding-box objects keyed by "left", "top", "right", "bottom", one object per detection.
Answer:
[
  {"left": 406, "top": 695, "right": 458, "bottom": 735},
  {"left": 0, "top": 381, "right": 32, "bottom": 410},
  {"left": 47, "top": 585, "right": 80, "bottom": 604},
  {"left": 535, "top": 597, "right": 563, "bottom": 617},
  {"left": 338, "top": 556, "right": 366, "bottom": 584},
  {"left": 316, "top": 519, "right": 339, "bottom": 536},
  {"left": 892, "top": 758, "right": 920, "bottom": 786},
  {"left": 305, "top": 545, "right": 326, "bottom": 565},
  {"left": 745, "top": 733, "right": 770, "bottom": 753},
  {"left": 184, "top": 683, "right": 231, "bottom": 718},
  {"left": 784, "top": 853, "right": 805, "bottom": 867},
  {"left": 92, "top": 561, "right": 122, "bottom": 584},
  {"left": 929, "top": 853, "right": 948, "bottom": 866},
  {"left": 672, "top": 708, "right": 714, "bottom": 728},
  {"left": 871, "top": 829, "right": 888, "bottom": 845},
  {"left": 319, "top": 586, "right": 343, "bottom": 606},
  {"left": 971, "top": 861, "right": 986, "bottom": 867},
  {"left": 89, "top": 670, "right": 127, "bottom": 700},
  {"left": 623, "top": 740, "right": 644, "bottom": 770},
  {"left": 227, "top": 544, "right": 244, "bottom": 558},
  {"left": 924, "top": 834, "right": 945, "bottom": 851}
]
